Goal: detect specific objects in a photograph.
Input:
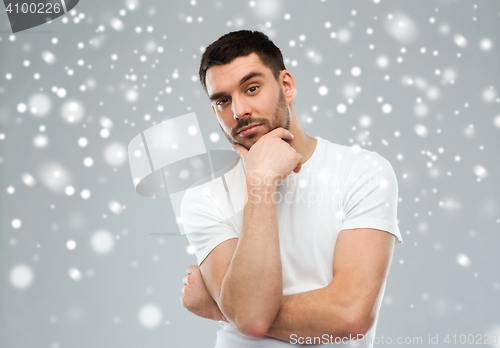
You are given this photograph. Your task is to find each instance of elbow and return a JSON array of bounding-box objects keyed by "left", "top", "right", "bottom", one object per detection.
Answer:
[
  {"left": 219, "top": 301, "right": 270, "bottom": 338},
  {"left": 219, "top": 293, "right": 276, "bottom": 339},
  {"left": 218, "top": 303, "right": 270, "bottom": 338},
  {"left": 238, "top": 321, "right": 270, "bottom": 338},
  {"left": 343, "top": 311, "right": 374, "bottom": 340}
]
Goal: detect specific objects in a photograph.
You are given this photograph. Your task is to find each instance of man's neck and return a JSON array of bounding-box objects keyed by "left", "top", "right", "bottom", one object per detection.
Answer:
[
  {"left": 283, "top": 106, "right": 317, "bottom": 166},
  {"left": 288, "top": 131, "right": 317, "bottom": 167}
]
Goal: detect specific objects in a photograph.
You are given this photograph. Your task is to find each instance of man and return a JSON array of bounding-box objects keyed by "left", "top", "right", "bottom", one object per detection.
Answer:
[{"left": 179, "top": 30, "right": 403, "bottom": 347}]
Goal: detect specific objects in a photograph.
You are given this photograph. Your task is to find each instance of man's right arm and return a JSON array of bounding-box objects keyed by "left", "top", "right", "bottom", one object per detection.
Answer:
[{"left": 200, "top": 175, "right": 281, "bottom": 339}]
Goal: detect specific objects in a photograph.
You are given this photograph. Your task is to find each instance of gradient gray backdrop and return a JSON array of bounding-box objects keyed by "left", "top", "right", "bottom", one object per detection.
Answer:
[{"left": 0, "top": 0, "right": 499, "bottom": 347}]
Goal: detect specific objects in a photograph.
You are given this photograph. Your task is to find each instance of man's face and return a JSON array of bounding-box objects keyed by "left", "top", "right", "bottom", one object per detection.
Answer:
[{"left": 205, "top": 52, "right": 290, "bottom": 150}]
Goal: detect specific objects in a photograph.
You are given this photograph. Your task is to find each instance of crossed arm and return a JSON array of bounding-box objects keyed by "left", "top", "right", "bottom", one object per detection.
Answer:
[
  {"left": 180, "top": 153, "right": 396, "bottom": 342},
  {"left": 182, "top": 226, "right": 396, "bottom": 343}
]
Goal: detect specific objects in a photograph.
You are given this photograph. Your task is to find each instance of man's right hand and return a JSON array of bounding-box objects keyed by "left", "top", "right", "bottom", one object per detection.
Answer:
[
  {"left": 232, "top": 127, "right": 303, "bottom": 186},
  {"left": 200, "top": 129, "right": 290, "bottom": 337}
]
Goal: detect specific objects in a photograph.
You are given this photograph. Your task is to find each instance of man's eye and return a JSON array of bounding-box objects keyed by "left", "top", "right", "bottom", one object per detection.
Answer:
[
  {"left": 216, "top": 88, "right": 257, "bottom": 106},
  {"left": 217, "top": 98, "right": 229, "bottom": 106}
]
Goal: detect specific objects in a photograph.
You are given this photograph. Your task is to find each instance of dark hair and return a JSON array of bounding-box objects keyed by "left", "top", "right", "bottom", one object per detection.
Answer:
[{"left": 199, "top": 30, "right": 286, "bottom": 95}]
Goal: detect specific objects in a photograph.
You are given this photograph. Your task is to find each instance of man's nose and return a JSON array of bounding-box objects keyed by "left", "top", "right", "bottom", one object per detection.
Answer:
[{"left": 231, "top": 95, "right": 251, "bottom": 120}]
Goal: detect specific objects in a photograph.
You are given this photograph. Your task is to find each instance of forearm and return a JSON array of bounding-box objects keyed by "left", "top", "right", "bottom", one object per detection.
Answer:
[
  {"left": 264, "top": 285, "right": 353, "bottom": 343},
  {"left": 213, "top": 283, "right": 355, "bottom": 342},
  {"left": 219, "top": 177, "right": 282, "bottom": 335}
]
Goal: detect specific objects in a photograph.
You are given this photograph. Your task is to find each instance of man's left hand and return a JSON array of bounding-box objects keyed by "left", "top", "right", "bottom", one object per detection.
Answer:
[{"left": 180, "top": 265, "right": 227, "bottom": 322}]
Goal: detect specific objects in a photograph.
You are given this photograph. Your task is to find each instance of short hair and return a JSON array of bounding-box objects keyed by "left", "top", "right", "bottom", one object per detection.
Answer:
[{"left": 199, "top": 30, "right": 286, "bottom": 96}]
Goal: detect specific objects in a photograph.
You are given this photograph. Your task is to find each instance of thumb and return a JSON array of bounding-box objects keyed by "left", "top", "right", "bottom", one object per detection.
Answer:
[
  {"left": 293, "top": 155, "right": 303, "bottom": 173},
  {"left": 232, "top": 143, "right": 248, "bottom": 160}
]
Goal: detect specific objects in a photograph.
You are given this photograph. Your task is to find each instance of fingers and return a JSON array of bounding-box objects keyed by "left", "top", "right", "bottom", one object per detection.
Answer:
[
  {"left": 283, "top": 139, "right": 296, "bottom": 151},
  {"left": 184, "top": 266, "right": 195, "bottom": 291},
  {"left": 186, "top": 265, "right": 198, "bottom": 275},
  {"left": 232, "top": 144, "right": 249, "bottom": 164},
  {"left": 292, "top": 153, "right": 303, "bottom": 173},
  {"left": 267, "top": 127, "right": 294, "bottom": 141},
  {"left": 232, "top": 143, "right": 249, "bottom": 159},
  {"left": 293, "top": 162, "right": 302, "bottom": 173},
  {"left": 281, "top": 139, "right": 302, "bottom": 171}
]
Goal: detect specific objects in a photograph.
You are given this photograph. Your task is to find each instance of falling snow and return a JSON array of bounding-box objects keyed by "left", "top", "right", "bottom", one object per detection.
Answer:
[{"left": 0, "top": 1, "right": 499, "bottom": 347}]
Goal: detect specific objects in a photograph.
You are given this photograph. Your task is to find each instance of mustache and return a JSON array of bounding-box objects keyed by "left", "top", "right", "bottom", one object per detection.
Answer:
[{"left": 234, "top": 118, "right": 268, "bottom": 135}]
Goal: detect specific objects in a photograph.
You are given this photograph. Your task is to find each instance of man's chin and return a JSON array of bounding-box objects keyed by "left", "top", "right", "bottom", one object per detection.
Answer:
[
  {"left": 231, "top": 126, "right": 268, "bottom": 147},
  {"left": 232, "top": 137, "right": 257, "bottom": 151}
]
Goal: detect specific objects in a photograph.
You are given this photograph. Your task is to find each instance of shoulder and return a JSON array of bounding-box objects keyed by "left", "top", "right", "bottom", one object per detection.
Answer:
[
  {"left": 317, "top": 138, "right": 385, "bottom": 163},
  {"left": 333, "top": 145, "right": 396, "bottom": 186},
  {"left": 181, "top": 156, "right": 241, "bottom": 206},
  {"left": 312, "top": 138, "right": 396, "bottom": 184},
  {"left": 317, "top": 138, "right": 392, "bottom": 171}
]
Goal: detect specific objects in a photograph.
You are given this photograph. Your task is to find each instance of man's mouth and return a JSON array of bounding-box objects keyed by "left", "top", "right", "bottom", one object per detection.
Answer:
[
  {"left": 237, "top": 124, "right": 262, "bottom": 134},
  {"left": 237, "top": 124, "right": 262, "bottom": 137}
]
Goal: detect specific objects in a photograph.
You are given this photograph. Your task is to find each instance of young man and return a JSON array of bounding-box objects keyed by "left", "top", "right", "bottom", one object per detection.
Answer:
[{"left": 179, "top": 30, "right": 403, "bottom": 347}]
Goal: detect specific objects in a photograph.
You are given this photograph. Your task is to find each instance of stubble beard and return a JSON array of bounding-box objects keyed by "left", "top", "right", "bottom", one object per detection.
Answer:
[{"left": 220, "top": 89, "right": 291, "bottom": 150}]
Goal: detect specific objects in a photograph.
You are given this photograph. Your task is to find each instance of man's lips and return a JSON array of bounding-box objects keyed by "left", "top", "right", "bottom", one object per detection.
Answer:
[{"left": 237, "top": 124, "right": 262, "bottom": 134}]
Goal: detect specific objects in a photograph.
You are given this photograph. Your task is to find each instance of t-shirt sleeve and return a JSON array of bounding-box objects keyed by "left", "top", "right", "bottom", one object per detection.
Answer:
[
  {"left": 340, "top": 150, "right": 403, "bottom": 245},
  {"left": 180, "top": 186, "right": 239, "bottom": 266}
]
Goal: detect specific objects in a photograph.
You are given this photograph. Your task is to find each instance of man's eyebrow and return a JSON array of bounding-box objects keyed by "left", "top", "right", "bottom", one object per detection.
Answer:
[{"left": 209, "top": 71, "right": 264, "bottom": 102}]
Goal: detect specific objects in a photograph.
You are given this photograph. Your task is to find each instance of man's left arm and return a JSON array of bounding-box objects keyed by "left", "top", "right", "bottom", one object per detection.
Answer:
[
  {"left": 263, "top": 227, "right": 395, "bottom": 343},
  {"left": 252, "top": 153, "right": 400, "bottom": 342}
]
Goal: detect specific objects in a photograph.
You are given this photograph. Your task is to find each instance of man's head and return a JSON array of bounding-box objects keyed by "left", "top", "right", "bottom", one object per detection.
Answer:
[
  {"left": 199, "top": 30, "right": 296, "bottom": 149},
  {"left": 199, "top": 30, "right": 286, "bottom": 95}
]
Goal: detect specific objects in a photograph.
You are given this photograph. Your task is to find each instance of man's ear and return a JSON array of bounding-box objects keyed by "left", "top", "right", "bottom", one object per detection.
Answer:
[{"left": 280, "top": 70, "right": 296, "bottom": 105}]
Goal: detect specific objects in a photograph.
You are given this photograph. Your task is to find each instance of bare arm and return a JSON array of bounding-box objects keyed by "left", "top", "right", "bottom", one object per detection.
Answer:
[
  {"left": 198, "top": 128, "right": 303, "bottom": 338},
  {"left": 211, "top": 280, "right": 355, "bottom": 341},
  {"left": 218, "top": 177, "right": 282, "bottom": 338},
  {"left": 194, "top": 228, "right": 395, "bottom": 343},
  {"left": 265, "top": 228, "right": 395, "bottom": 342}
]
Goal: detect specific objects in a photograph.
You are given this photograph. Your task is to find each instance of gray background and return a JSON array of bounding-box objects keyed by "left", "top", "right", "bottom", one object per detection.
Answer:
[{"left": 1, "top": 0, "right": 499, "bottom": 347}]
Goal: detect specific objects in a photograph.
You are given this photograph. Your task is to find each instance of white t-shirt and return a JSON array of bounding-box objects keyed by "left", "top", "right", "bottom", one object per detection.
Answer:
[{"left": 180, "top": 136, "right": 403, "bottom": 348}]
